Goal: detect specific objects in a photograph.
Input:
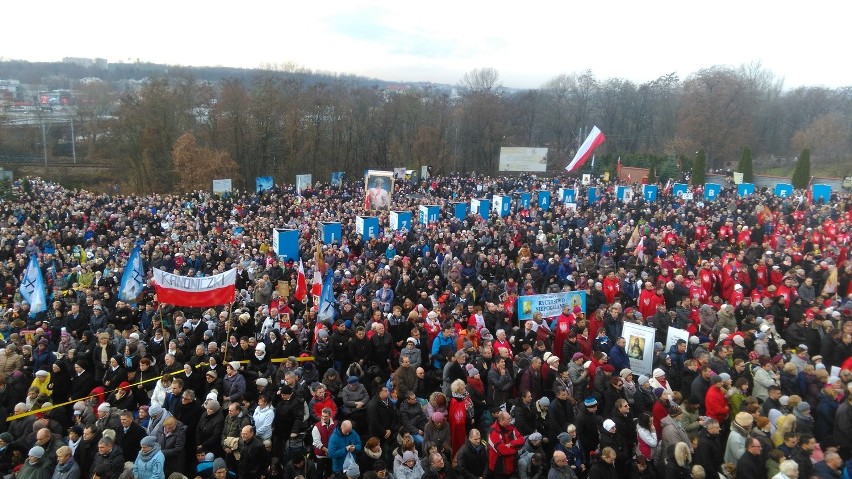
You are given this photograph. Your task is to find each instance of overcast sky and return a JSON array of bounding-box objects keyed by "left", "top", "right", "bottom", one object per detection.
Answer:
[{"left": 3, "top": 1, "right": 849, "bottom": 90}]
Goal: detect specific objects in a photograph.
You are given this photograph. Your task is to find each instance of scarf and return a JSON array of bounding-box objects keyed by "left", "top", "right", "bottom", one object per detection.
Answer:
[{"left": 139, "top": 443, "right": 162, "bottom": 463}]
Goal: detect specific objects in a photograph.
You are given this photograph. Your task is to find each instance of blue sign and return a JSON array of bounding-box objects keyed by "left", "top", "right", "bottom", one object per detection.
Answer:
[
  {"left": 538, "top": 191, "right": 551, "bottom": 210},
  {"left": 616, "top": 186, "right": 629, "bottom": 201},
  {"left": 356, "top": 216, "right": 380, "bottom": 240},
  {"left": 471, "top": 198, "right": 490, "bottom": 218},
  {"left": 330, "top": 171, "right": 344, "bottom": 187},
  {"left": 452, "top": 202, "right": 468, "bottom": 220},
  {"left": 418, "top": 205, "right": 440, "bottom": 225},
  {"left": 704, "top": 183, "right": 721, "bottom": 201},
  {"left": 272, "top": 229, "right": 299, "bottom": 262},
  {"left": 519, "top": 192, "right": 531, "bottom": 209},
  {"left": 558, "top": 188, "right": 576, "bottom": 203},
  {"left": 320, "top": 222, "right": 342, "bottom": 244},
  {"left": 255, "top": 176, "right": 273, "bottom": 192},
  {"left": 517, "top": 291, "right": 587, "bottom": 321},
  {"left": 390, "top": 211, "right": 412, "bottom": 231},
  {"left": 812, "top": 184, "right": 831, "bottom": 203},
  {"left": 774, "top": 183, "right": 793, "bottom": 198},
  {"left": 587, "top": 187, "right": 598, "bottom": 203},
  {"left": 643, "top": 185, "right": 658, "bottom": 202},
  {"left": 672, "top": 183, "right": 689, "bottom": 197},
  {"left": 492, "top": 195, "right": 511, "bottom": 217},
  {"left": 737, "top": 183, "right": 755, "bottom": 197}
]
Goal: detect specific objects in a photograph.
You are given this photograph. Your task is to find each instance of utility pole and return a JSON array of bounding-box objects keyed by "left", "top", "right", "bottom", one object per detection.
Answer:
[
  {"left": 41, "top": 118, "right": 48, "bottom": 167},
  {"left": 70, "top": 118, "right": 76, "bottom": 163}
]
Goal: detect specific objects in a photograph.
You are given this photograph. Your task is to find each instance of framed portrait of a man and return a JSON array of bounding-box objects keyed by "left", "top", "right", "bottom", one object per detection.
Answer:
[{"left": 364, "top": 170, "right": 394, "bottom": 211}]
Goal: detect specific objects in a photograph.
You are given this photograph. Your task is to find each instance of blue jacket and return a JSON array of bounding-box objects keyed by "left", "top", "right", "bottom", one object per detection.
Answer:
[
  {"left": 328, "top": 426, "right": 363, "bottom": 473},
  {"left": 133, "top": 450, "right": 166, "bottom": 479},
  {"left": 609, "top": 344, "right": 630, "bottom": 372},
  {"left": 430, "top": 334, "right": 457, "bottom": 369},
  {"left": 667, "top": 345, "right": 687, "bottom": 372}
]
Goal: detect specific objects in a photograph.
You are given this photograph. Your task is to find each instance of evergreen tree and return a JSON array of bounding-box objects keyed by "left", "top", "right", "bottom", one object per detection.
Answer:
[
  {"left": 692, "top": 149, "right": 707, "bottom": 186},
  {"left": 646, "top": 164, "right": 657, "bottom": 183},
  {"left": 792, "top": 149, "right": 811, "bottom": 189},
  {"left": 738, "top": 147, "right": 754, "bottom": 182}
]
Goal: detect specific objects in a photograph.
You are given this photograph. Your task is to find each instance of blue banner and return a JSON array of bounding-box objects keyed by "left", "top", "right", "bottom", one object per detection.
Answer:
[
  {"left": 704, "top": 183, "right": 721, "bottom": 201},
  {"left": 587, "top": 187, "right": 598, "bottom": 203},
  {"left": 812, "top": 184, "right": 831, "bottom": 203},
  {"left": 452, "top": 202, "right": 468, "bottom": 220},
  {"left": 737, "top": 183, "right": 755, "bottom": 197},
  {"left": 389, "top": 211, "right": 412, "bottom": 231},
  {"left": 774, "top": 183, "right": 793, "bottom": 198},
  {"left": 517, "top": 291, "right": 587, "bottom": 321},
  {"left": 519, "top": 192, "right": 531, "bottom": 209},
  {"left": 119, "top": 246, "right": 145, "bottom": 304},
  {"left": 356, "top": 216, "right": 380, "bottom": 240},
  {"left": 318, "top": 271, "right": 337, "bottom": 323},
  {"left": 272, "top": 229, "right": 300, "bottom": 262},
  {"left": 672, "top": 183, "right": 688, "bottom": 197},
  {"left": 558, "top": 188, "right": 576, "bottom": 203},
  {"left": 492, "top": 195, "right": 511, "bottom": 217},
  {"left": 255, "top": 176, "right": 274, "bottom": 192},
  {"left": 616, "top": 186, "right": 629, "bottom": 201},
  {"left": 19, "top": 255, "right": 47, "bottom": 316},
  {"left": 418, "top": 205, "right": 440, "bottom": 225},
  {"left": 320, "top": 222, "right": 342, "bottom": 244},
  {"left": 537, "top": 191, "right": 551, "bottom": 210},
  {"left": 471, "top": 198, "right": 490, "bottom": 218},
  {"left": 643, "top": 185, "right": 658, "bottom": 202},
  {"left": 330, "top": 172, "right": 344, "bottom": 187}
]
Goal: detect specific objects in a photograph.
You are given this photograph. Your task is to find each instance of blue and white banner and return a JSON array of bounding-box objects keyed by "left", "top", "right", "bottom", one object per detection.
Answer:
[
  {"left": 587, "top": 187, "right": 598, "bottom": 203},
  {"left": 492, "top": 195, "right": 511, "bottom": 217},
  {"left": 812, "top": 184, "right": 831, "bottom": 203},
  {"left": 558, "top": 188, "right": 575, "bottom": 203},
  {"left": 318, "top": 271, "right": 337, "bottom": 323},
  {"left": 704, "top": 183, "right": 721, "bottom": 201},
  {"left": 389, "top": 211, "right": 412, "bottom": 232},
  {"left": 330, "top": 172, "right": 344, "bottom": 187},
  {"left": 355, "top": 216, "right": 380, "bottom": 240},
  {"left": 517, "top": 291, "right": 586, "bottom": 321},
  {"left": 672, "top": 183, "right": 689, "bottom": 198},
  {"left": 616, "top": 185, "right": 630, "bottom": 201},
  {"left": 272, "top": 228, "right": 300, "bottom": 262},
  {"left": 775, "top": 183, "right": 793, "bottom": 198},
  {"left": 119, "top": 246, "right": 145, "bottom": 304},
  {"left": 737, "top": 183, "right": 755, "bottom": 197},
  {"left": 320, "top": 222, "right": 342, "bottom": 244},
  {"left": 19, "top": 255, "right": 47, "bottom": 316},
  {"left": 537, "top": 191, "right": 551, "bottom": 210},
  {"left": 643, "top": 185, "right": 658, "bottom": 202},
  {"left": 255, "top": 176, "right": 274, "bottom": 192},
  {"left": 471, "top": 198, "right": 490, "bottom": 218},
  {"left": 519, "top": 192, "right": 531, "bottom": 209},
  {"left": 418, "top": 205, "right": 440, "bottom": 225}
]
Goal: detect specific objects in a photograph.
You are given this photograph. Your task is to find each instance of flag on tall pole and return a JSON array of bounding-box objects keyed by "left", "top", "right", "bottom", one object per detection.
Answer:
[
  {"left": 566, "top": 126, "right": 606, "bottom": 173},
  {"left": 311, "top": 268, "right": 322, "bottom": 305},
  {"left": 119, "top": 245, "right": 145, "bottom": 304},
  {"left": 294, "top": 259, "right": 308, "bottom": 303},
  {"left": 19, "top": 255, "right": 47, "bottom": 316}
]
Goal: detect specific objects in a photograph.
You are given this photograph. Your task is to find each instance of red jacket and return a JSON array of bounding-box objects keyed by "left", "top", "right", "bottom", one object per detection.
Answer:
[
  {"left": 488, "top": 421, "right": 525, "bottom": 476},
  {"left": 705, "top": 385, "right": 730, "bottom": 423}
]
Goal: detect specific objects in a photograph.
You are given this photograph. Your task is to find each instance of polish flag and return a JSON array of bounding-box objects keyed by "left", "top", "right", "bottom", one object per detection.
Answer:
[
  {"left": 566, "top": 126, "right": 605, "bottom": 173},
  {"left": 311, "top": 269, "right": 322, "bottom": 304},
  {"left": 294, "top": 259, "right": 308, "bottom": 303},
  {"left": 153, "top": 268, "right": 236, "bottom": 308}
]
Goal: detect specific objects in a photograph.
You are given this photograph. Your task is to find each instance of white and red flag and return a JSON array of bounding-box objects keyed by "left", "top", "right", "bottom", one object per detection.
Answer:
[
  {"left": 311, "top": 269, "right": 322, "bottom": 304},
  {"left": 153, "top": 268, "right": 236, "bottom": 307},
  {"left": 294, "top": 259, "right": 308, "bottom": 303},
  {"left": 565, "top": 126, "right": 606, "bottom": 173}
]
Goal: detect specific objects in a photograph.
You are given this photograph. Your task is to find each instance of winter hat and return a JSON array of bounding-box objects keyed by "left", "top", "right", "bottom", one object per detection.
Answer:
[
  {"left": 638, "top": 375, "right": 650, "bottom": 386},
  {"left": 603, "top": 419, "right": 616, "bottom": 432},
  {"left": 212, "top": 458, "right": 228, "bottom": 472},
  {"left": 652, "top": 368, "right": 665, "bottom": 378},
  {"left": 140, "top": 436, "right": 158, "bottom": 448},
  {"left": 467, "top": 368, "right": 480, "bottom": 377},
  {"left": 735, "top": 412, "right": 753, "bottom": 427},
  {"left": 796, "top": 402, "right": 811, "bottom": 413},
  {"left": 557, "top": 432, "right": 571, "bottom": 444},
  {"left": 347, "top": 376, "right": 359, "bottom": 384},
  {"left": 149, "top": 404, "right": 164, "bottom": 417},
  {"left": 528, "top": 432, "right": 543, "bottom": 442},
  {"left": 571, "top": 352, "right": 585, "bottom": 361},
  {"left": 0, "top": 432, "right": 13, "bottom": 443},
  {"left": 98, "top": 403, "right": 111, "bottom": 412},
  {"left": 733, "top": 336, "right": 745, "bottom": 347},
  {"left": 206, "top": 400, "right": 221, "bottom": 412},
  {"left": 779, "top": 396, "right": 790, "bottom": 406},
  {"left": 583, "top": 397, "right": 598, "bottom": 407},
  {"left": 28, "top": 446, "right": 45, "bottom": 458},
  {"left": 229, "top": 361, "right": 241, "bottom": 371},
  {"left": 431, "top": 412, "right": 444, "bottom": 423},
  {"left": 402, "top": 451, "right": 417, "bottom": 462},
  {"left": 654, "top": 387, "right": 665, "bottom": 398},
  {"left": 318, "top": 329, "right": 329, "bottom": 339},
  {"left": 719, "top": 373, "right": 731, "bottom": 382},
  {"left": 206, "top": 371, "right": 217, "bottom": 379},
  {"left": 620, "top": 368, "right": 633, "bottom": 379},
  {"left": 538, "top": 397, "right": 550, "bottom": 409},
  {"left": 35, "top": 370, "right": 49, "bottom": 378}
]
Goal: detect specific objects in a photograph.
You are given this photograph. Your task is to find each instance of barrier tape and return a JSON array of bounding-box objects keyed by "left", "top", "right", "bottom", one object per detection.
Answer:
[{"left": 5, "top": 355, "right": 315, "bottom": 422}]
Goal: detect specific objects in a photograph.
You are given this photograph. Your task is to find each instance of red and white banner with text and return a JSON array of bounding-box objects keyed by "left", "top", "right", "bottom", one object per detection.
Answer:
[{"left": 153, "top": 268, "right": 236, "bottom": 307}]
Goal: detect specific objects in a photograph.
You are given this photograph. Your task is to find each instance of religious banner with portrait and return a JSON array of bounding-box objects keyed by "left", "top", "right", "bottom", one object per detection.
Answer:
[
  {"left": 621, "top": 322, "right": 656, "bottom": 376},
  {"left": 364, "top": 170, "right": 394, "bottom": 211}
]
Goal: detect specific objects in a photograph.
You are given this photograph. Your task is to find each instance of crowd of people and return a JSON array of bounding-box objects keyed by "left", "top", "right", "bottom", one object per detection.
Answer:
[{"left": 0, "top": 174, "right": 850, "bottom": 479}]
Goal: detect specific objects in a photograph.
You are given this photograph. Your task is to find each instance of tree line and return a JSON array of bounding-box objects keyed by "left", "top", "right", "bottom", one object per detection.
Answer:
[{"left": 2, "top": 63, "right": 851, "bottom": 193}]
